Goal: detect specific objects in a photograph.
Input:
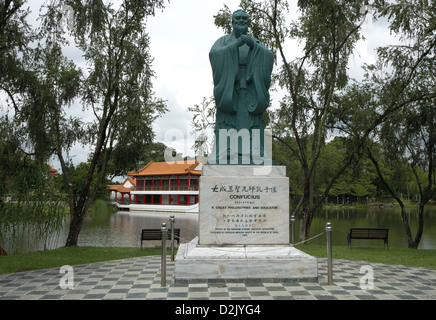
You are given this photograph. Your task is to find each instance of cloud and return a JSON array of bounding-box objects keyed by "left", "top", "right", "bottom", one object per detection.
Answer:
[
  {"left": 8, "top": 0, "right": 397, "bottom": 172},
  {"left": 147, "top": 0, "right": 242, "bottom": 157},
  {"left": 349, "top": 14, "right": 400, "bottom": 81}
]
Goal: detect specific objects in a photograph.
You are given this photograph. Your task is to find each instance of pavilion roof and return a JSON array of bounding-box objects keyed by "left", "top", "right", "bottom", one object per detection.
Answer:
[
  {"left": 107, "top": 177, "right": 136, "bottom": 193},
  {"left": 127, "top": 160, "right": 202, "bottom": 177},
  {"left": 48, "top": 164, "right": 59, "bottom": 176}
]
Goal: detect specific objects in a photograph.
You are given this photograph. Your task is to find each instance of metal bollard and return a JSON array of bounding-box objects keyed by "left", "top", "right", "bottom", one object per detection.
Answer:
[
  {"left": 170, "top": 215, "right": 175, "bottom": 262},
  {"left": 161, "top": 223, "right": 167, "bottom": 287},
  {"left": 326, "top": 222, "right": 333, "bottom": 285},
  {"left": 290, "top": 215, "right": 295, "bottom": 245}
]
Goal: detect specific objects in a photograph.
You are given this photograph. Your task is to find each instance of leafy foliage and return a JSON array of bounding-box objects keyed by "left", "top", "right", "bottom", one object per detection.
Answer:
[
  {"left": 0, "top": 0, "right": 169, "bottom": 247},
  {"left": 191, "top": 0, "right": 436, "bottom": 246}
]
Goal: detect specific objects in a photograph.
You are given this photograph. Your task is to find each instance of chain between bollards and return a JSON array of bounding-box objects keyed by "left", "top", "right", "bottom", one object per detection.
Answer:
[
  {"left": 161, "top": 222, "right": 167, "bottom": 287},
  {"left": 326, "top": 222, "right": 333, "bottom": 286}
]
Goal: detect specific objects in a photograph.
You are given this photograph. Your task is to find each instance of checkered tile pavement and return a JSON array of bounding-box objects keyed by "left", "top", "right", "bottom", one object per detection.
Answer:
[{"left": 0, "top": 256, "right": 435, "bottom": 300}]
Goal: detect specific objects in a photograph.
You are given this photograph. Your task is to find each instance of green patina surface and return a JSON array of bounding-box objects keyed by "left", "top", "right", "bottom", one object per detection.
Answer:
[{"left": 209, "top": 10, "right": 274, "bottom": 165}]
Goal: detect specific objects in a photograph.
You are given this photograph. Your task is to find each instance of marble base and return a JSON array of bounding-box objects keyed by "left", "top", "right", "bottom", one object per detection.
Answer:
[{"left": 174, "top": 237, "right": 318, "bottom": 282}]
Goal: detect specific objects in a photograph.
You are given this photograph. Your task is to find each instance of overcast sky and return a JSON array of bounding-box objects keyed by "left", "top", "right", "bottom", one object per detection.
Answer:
[
  {"left": 147, "top": 0, "right": 244, "bottom": 159},
  {"left": 4, "top": 1, "right": 394, "bottom": 174},
  {"left": 146, "top": 0, "right": 389, "bottom": 160}
]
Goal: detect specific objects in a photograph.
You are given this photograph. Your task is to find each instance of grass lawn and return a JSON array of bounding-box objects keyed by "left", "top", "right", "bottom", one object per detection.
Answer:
[
  {"left": 0, "top": 244, "right": 435, "bottom": 275},
  {"left": 0, "top": 246, "right": 169, "bottom": 275}
]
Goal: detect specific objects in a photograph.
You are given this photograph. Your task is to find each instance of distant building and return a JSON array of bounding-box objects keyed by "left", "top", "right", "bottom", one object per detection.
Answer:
[
  {"left": 48, "top": 165, "right": 59, "bottom": 176},
  {"left": 107, "top": 177, "right": 136, "bottom": 206},
  {"left": 108, "top": 160, "right": 202, "bottom": 213}
]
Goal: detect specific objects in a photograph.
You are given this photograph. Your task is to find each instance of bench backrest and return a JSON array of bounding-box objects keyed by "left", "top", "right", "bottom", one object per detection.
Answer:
[
  {"left": 141, "top": 228, "right": 180, "bottom": 243},
  {"left": 349, "top": 228, "right": 388, "bottom": 239}
]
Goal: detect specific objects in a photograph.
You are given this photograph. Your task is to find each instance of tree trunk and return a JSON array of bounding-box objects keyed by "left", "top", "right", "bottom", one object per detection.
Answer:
[
  {"left": 298, "top": 182, "right": 313, "bottom": 242},
  {"left": 65, "top": 206, "right": 86, "bottom": 247},
  {"left": 367, "top": 148, "right": 419, "bottom": 249},
  {"left": 398, "top": 203, "right": 414, "bottom": 248},
  {"left": 408, "top": 202, "right": 425, "bottom": 249}
]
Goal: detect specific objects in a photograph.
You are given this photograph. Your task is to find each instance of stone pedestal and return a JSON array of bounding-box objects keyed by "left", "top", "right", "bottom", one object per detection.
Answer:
[
  {"left": 174, "top": 165, "right": 318, "bottom": 282},
  {"left": 175, "top": 237, "right": 318, "bottom": 281},
  {"left": 199, "top": 165, "right": 289, "bottom": 245}
]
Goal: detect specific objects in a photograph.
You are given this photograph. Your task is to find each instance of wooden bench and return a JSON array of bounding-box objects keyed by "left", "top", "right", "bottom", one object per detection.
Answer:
[
  {"left": 347, "top": 228, "right": 389, "bottom": 248},
  {"left": 140, "top": 228, "right": 180, "bottom": 248}
]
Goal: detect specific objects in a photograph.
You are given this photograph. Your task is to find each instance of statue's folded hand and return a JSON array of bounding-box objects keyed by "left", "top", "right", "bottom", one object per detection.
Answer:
[{"left": 241, "top": 35, "right": 255, "bottom": 48}]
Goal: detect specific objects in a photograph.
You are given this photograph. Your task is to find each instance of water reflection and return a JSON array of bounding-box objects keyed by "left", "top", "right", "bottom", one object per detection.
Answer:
[
  {"left": 58, "top": 211, "right": 198, "bottom": 248},
  {"left": 55, "top": 207, "right": 436, "bottom": 250},
  {"left": 303, "top": 207, "right": 436, "bottom": 250}
]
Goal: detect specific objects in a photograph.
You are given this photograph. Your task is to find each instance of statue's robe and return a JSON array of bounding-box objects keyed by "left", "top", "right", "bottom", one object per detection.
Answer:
[{"left": 209, "top": 34, "right": 274, "bottom": 165}]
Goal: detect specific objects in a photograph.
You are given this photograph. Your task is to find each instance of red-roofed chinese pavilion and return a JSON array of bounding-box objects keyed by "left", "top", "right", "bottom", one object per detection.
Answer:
[{"left": 108, "top": 160, "right": 202, "bottom": 213}]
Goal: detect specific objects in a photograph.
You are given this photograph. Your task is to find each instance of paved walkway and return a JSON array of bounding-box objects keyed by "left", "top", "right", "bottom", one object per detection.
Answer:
[{"left": 0, "top": 256, "right": 435, "bottom": 300}]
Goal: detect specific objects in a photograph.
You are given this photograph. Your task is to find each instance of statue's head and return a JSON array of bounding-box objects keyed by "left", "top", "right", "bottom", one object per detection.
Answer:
[{"left": 232, "top": 9, "right": 249, "bottom": 35}]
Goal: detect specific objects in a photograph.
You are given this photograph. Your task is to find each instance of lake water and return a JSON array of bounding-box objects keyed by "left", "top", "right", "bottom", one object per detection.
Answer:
[
  {"left": 302, "top": 207, "right": 436, "bottom": 250},
  {"left": 57, "top": 212, "right": 199, "bottom": 248},
  {"left": 55, "top": 206, "right": 436, "bottom": 250}
]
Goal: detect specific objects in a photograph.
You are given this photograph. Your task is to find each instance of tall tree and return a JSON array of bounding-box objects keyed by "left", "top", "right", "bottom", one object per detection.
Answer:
[
  {"left": 342, "top": 0, "right": 436, "bottom": 249},
  {"left": 215, "top": 0, "right": 366, "bottom": 241},
  {"left": 0, "top": 0, "right": 55, "bottom": 196},
  {"left": 367, "top": 88, "right": 436, "bottom": 249},
  {"left": 209, "top": 0, "right": 436, "bottom": 243},
  {"left": 36, "top": 0, "right": 168, "bottom": 247},
  {"left": 0, "top": 0, "right": 33, "bottom": 94}
]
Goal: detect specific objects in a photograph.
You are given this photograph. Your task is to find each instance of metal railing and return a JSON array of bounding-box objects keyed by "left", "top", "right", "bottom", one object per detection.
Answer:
[
  {"left": 161, "top": 216, "right": 334, "bottom": 287},
  {"left": 291, "top": 215, "right": 334, "bottom": 285},
  {"left": 161, "top": 223, "right": 167, "bottom": 287},
  {"left": 160, "top": 215, "right": 177, "bottom": 287},
  {"left": 326, "top": 222, "right": 333, "bottom": 285}
]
